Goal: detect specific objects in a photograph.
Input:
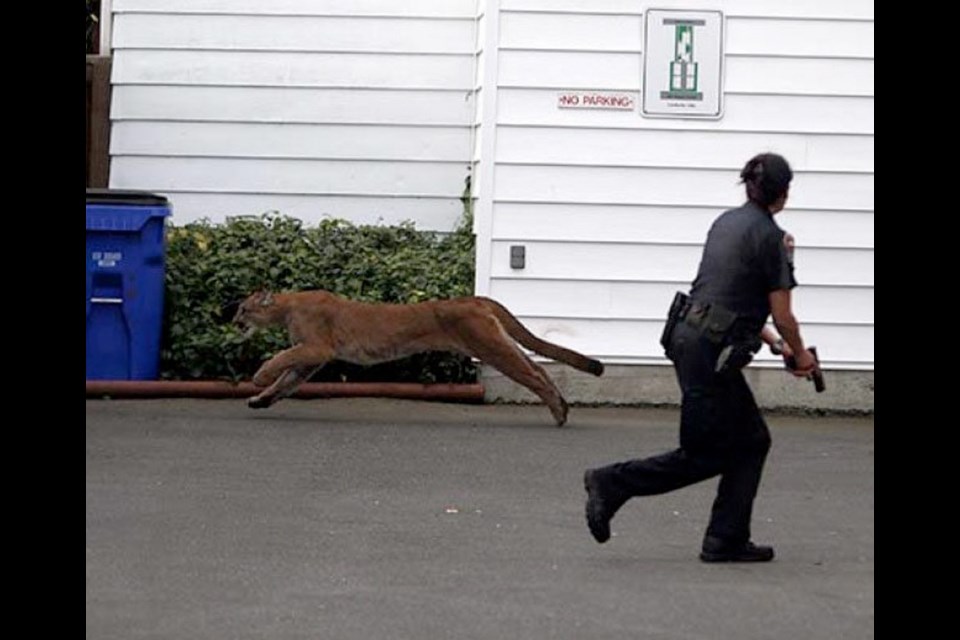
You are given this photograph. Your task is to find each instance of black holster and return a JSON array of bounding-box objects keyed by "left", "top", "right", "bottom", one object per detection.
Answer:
[{"left": 660, "top": 291, "right": 690, "bottom": 351}]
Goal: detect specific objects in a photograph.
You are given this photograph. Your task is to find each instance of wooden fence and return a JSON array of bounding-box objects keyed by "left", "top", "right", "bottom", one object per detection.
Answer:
[{"left": 86, "top": 55, "right": 111, "bottom": 188}]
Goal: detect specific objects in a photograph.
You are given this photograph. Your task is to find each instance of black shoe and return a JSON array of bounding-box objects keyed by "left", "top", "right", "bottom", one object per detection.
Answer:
[
  {"left": 699, "top": 537, "right": 775, "bottom": 563},
  {"left": 583, "top": 469, "right": 619, "bottom": 544}
]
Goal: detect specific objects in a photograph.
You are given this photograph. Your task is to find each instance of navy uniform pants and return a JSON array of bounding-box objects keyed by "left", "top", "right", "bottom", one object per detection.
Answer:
[{"left": 597, "top": 320, "right": 772, "bottom": 545}]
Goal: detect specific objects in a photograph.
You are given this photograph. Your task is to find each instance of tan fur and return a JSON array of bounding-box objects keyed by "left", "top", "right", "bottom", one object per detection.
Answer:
[{"left": 232, "top": 290, "right": 604, "bottom": 425}]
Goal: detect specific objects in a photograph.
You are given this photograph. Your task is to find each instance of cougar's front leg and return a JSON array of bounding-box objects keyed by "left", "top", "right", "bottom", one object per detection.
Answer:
[
  {"left": 248, "top": 345, "right": 331, "bottom": 409},
  {"left": 247, "top": 365, "right": 322, "bottom": 409},
  {"left": 252, "top": 344, "right": 331, "bottom": 387}
]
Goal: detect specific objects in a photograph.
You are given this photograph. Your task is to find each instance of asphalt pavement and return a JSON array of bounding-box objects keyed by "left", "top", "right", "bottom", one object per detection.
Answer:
[{"left": 86, "top": 398, "right": 874, "bottom": 640}]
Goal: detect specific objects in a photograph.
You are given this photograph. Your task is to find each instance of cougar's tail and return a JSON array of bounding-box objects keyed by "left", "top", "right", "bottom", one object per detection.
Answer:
[{"left": 482, "top": 297, "right": 604, "bottom": 376}]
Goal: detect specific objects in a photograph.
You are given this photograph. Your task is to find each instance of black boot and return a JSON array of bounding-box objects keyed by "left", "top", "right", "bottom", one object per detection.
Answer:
[
  {"left": 583, "top": 469, "right": 625, "bottom": 544},
  {"left": 700, "top": 535, "right": 774, "bottom": 563}
]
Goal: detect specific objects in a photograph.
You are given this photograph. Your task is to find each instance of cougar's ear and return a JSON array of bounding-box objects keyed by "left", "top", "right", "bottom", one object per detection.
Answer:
[{"left": 259, "top": 290, "right": 274, "bottom": 307}]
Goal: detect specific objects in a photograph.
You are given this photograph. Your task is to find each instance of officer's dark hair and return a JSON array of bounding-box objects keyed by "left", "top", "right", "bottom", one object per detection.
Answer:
[{"left": 740, "top": 153, "right": 793, "bottom": 209}]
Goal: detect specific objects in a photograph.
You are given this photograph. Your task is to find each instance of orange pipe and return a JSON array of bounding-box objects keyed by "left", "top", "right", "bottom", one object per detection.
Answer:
[{"left": 85, "top": 380, "right": 485, "bottom": 403}]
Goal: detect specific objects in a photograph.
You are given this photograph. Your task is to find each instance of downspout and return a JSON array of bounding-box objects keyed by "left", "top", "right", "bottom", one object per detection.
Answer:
[{"left": 472, "top": 0, "right": 501, "bottom": 298}]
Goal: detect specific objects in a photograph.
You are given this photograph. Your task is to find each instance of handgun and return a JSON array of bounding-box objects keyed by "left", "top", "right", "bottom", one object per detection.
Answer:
[{"left": 785, "top": 346, "right": 826, "bottom": 393}]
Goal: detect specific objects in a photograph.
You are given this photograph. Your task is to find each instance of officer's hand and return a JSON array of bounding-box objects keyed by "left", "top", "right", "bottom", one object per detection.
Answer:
[{"left": 789, "top": 349, "right": 817, "bottom": 378}]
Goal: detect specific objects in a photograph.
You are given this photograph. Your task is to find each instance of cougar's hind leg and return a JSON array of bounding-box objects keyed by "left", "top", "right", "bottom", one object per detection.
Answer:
[
  {"left": 487, "top": 347, "right": 568, "bottom": 426},
  {"left": 533, "top": 360, "right": 568, "bottom": 425},
  {"left": 461, "top": 318, "right": 569, "bottom": 426}
]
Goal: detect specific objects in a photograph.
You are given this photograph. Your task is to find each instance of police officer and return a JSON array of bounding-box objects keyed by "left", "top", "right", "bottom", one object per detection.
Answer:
[{"left": 583, "top": 152, "right": 817, "bottom": 562}]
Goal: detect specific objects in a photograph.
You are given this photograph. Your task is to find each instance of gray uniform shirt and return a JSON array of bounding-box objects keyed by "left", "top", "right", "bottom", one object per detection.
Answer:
[{"left": 689, "top": 201, "right": 796, "bottom": 331}]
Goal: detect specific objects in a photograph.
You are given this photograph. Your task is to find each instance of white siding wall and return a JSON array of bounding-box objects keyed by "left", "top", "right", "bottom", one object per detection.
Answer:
[
  {"left": 477, "top": 0, "right": 874, "bottom": 370},
  {"left": 106, "top": 0, "right": 874, "bottom": 372},
  {"left": 108, "top": 0, "right": 478, "bottom": 231}
]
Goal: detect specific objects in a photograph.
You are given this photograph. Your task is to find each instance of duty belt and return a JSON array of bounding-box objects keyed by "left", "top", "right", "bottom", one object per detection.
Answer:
[{"left": 681, "top": 299, "right": 740, "bottom": 345}]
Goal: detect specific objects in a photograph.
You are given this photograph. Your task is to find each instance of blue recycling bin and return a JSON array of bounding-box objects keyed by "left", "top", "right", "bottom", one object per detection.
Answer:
[{"left": 86, "top": 189, "right": 171, "bottom": 380}]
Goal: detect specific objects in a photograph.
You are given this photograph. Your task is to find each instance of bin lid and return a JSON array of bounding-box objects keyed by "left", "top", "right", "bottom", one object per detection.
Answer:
[
  {"left": 86, "top": 189, "right": 169, "bottom": 206},
  {"left": 87, "top": 189, "right": 171, "bottom": 232}
]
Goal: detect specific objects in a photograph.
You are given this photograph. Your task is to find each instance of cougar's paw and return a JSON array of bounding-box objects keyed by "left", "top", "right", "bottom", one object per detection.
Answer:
[
  {"left": 551, "top": 397, "right": 569, "bottom": 427},
  {"left": 588, "top": 359, "right": 604, "bottom": 376},
  {"left": 247, "top": 395, "right": 272, "bottom": 409}
]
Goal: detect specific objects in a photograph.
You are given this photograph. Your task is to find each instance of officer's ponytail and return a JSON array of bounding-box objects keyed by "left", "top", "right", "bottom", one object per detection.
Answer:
[{"left": 740, "top": 153, "right": 793, "bottom": 209}]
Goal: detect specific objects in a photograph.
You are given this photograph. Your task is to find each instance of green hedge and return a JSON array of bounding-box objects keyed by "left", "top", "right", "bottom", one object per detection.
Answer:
[{"left": 161, "top": 212, "right": 477, "bottom": 383}]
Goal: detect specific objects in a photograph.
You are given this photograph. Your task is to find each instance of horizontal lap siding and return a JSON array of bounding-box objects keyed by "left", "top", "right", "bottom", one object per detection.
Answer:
[
  {"left": 151, "top": 193, "right": 463, "bottom": 230},
  {"left": 115, "top": 0, "right": 476, "bottom": 18},
  {"left": 108, "top": 0, "right": 874, "bottom": 369},
  {"left": 489, "top": 242, "right": 873, "bottom": 287},
  {"left": 482, "top": 2, "right": 874, "bottom": 369},
  {"left": 113, "top": 14, "right": 476, "bottom": 53},
  {"left": 495, "top": 128, "right": 874, "bottom": 172},
  {"left": 111, "top": 122, "right": 472, "bottom": 161},
  {"left": 494, "top": 166, "right": 874, "bottom": 211},
  {"left": 499, "top": 0, "right": 874, "bottom": 21},
  {"left": 501, "top": 14, "right": 873, "bottom": 58},
  {"left": 500, "top": 12, "right": 643, "bottom": 50},
  {"left": 109, "top": 0, "right": 478, "bottom": 231},
  {"left": 501, "top": 317, "right": 873, "bottom": 368},
  {"left": 112, "top": 86, "right": 476, "bottom": 126},
  {"left": 498, "top": 90, "right": 874, "bottom": 134},
  {"left": 498, "top": 52, "right": 873, "bottom": 95},
  {"left": 487, "top": 279, "right": 874, "bottom": 325},
  {"left": 491, "top": 204, "right": 873, "bottom": 249},
  {"left": 113, "top": 51, "right": 474, "bottom": 89},
  {"left": 111, "top": 157, "right": 469, "bottom": 196}
]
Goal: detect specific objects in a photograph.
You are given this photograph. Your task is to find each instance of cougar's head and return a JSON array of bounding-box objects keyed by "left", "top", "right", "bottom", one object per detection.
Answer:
[{"left": 232, "top": 290, "right": 277, "bottom": 339}]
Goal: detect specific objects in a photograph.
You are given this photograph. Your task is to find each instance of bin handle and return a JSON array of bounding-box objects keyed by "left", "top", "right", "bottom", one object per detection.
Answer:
[{"left": 90, "top": 297, "right": 123, "bottom": 304}]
